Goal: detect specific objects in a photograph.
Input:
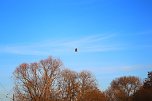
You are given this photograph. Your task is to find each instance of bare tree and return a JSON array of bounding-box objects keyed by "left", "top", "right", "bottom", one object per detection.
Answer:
[
  {"left": 13, "top": 57, "right": 105, "bottom": 101},
  {"left": 78, "top": 88, "right": 107, "bottom": 101},
  {"left": 105, "top": 76, "right": 142, "bottom": 101},
  {"left": 77, "top": 71, "right": 104, "bottom": 101},
  {"left": 78, "top": 71, "right": 97, "bottom": 93},
  {"left": 56, "top": 69, "right": 79, "bottom": 101},
  {"left": 13, "top": 57, "right": 62, "bottom": 101}
]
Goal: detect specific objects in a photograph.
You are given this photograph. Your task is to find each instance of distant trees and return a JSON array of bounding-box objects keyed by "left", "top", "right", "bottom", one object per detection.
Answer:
[
  {"left": 77, "top": 71, "right": 106, "bottom": 101},
  {"left": 104, "top": 72, "right": 152, "bottom": 101},
  {"left": 132, "top": 71, "right": 152, "bottom": 101},
  {"left": 143, "top": 71, "right": 152, "bottom": 88},
  {"left": 13, "top": 56, "right": 152, "bottom": 101},
  {"left": 13, "top": 57, "right": 106, "bottom": 101},
  {"left": 132, "top": 87, "right": 152, "bottom": 101},
  {"left": 105, "top": 76, "right": 142, "bottom": 101},
  {"left": 77, "top": 88, "right": 106, "bottom": 101}
]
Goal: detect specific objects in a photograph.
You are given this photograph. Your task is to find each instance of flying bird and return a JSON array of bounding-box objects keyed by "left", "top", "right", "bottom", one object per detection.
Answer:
[{"left": 75, "top": 48, "right": 78, "bottom": 52}]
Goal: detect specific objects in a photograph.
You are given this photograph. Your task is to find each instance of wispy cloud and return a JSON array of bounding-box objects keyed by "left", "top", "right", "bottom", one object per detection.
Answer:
[
  {"left": 84, "top": 64, "right": 152, "bottom": 75},
  {"left": 0, "top": 34, "right": 122, "bottom": 55}
]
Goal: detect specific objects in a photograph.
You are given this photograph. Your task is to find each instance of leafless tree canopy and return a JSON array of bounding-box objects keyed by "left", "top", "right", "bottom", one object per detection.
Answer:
[
  {"left": 13, "top": 57, "right": 152, "bottom": 101},
  {"left": 105, "top": 76, "right": 142, "bottom": 101},
  {"left": 14, "top": 57, "right": 62, "bottom": 101},
  {"left": 13, "top": 57, "right": 106, "bottom": 101}
]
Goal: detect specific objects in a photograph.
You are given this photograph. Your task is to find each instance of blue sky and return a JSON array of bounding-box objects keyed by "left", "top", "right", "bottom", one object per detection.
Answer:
[{"left": 0, "top": 0, "right": 152, "bottom": 100}]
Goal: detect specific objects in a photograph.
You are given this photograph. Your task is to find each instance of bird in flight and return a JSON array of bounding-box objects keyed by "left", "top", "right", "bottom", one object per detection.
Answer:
[{"left": 75, "top": 48, "right": 78, "bottom": 52}]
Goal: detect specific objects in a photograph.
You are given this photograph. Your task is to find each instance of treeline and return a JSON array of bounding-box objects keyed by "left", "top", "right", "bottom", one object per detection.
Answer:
[{"left": 13, "top": 57, "right": 152, "bottom": 101}]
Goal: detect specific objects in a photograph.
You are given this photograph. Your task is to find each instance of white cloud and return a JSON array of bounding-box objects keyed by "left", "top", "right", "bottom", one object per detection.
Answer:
[{"left": 0, "top": 34, "right": 122, "bottom": 55}]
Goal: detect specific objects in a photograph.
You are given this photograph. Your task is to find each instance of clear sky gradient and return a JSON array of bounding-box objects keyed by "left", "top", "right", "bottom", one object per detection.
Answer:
[{"left": 0, "top": 0, "right": 152, "bottom": 100}]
